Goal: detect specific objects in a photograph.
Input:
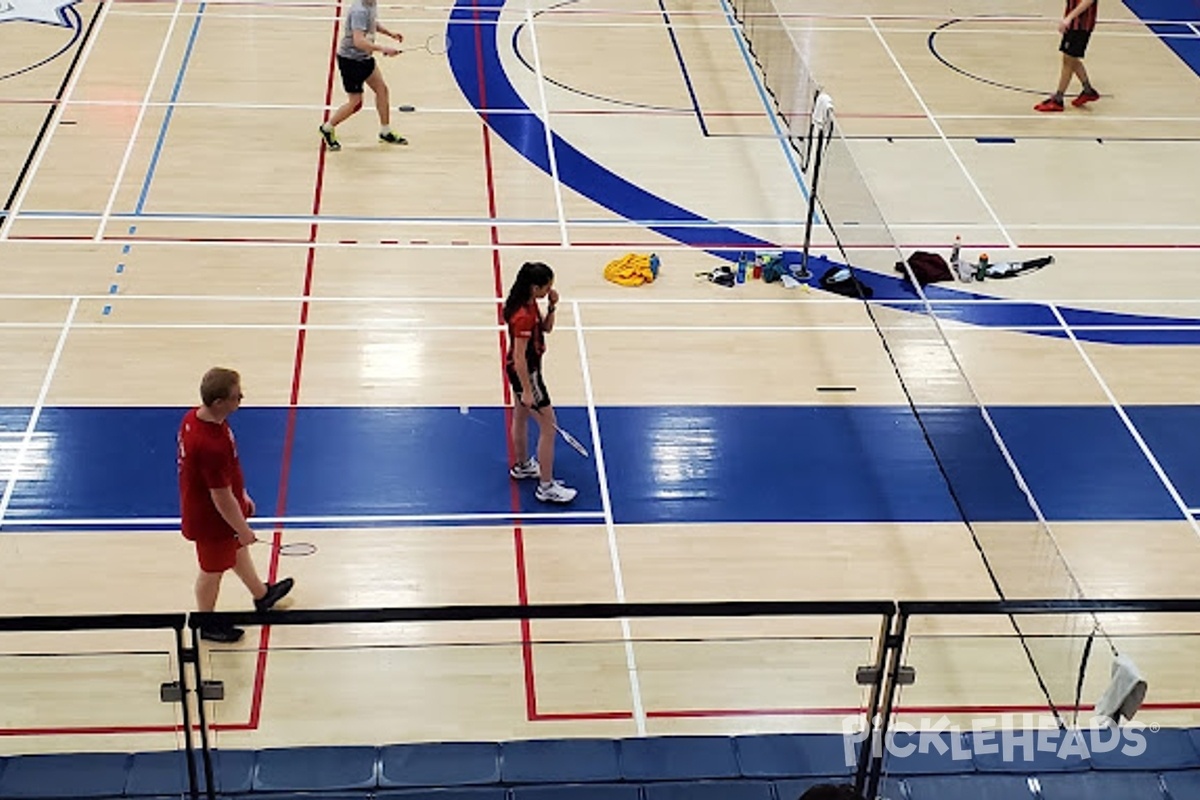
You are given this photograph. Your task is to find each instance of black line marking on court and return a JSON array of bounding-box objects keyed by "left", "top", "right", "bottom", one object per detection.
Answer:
[
  {"left": 3, "top": 1, "right": 104, "bottom": 215},
  {"left": 975, "top": 137, "right": 1016, "bottom": 144},
  {"left": 0, "top": 5, "right": 82, "bottom": 83},
  {"left": 510, "top": 1, "right": 689, "bottom": 115},
  {"left": 928, "top": 18, "right": 1075, "bottom": 98},
  {"left": 816, "top": 386, "right": 857, "bottom": 392},
  {"left": 656, "top": 0, "right": 708, "bottom": 136}
]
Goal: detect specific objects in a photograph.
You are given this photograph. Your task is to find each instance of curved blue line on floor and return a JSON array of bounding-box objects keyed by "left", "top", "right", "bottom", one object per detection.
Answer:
[{"left": 446, "top": 0, "right": 1200, "bottom": 345}]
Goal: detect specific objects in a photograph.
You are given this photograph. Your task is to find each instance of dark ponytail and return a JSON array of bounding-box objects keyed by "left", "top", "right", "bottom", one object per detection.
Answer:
[{"left": 503, "top": 261, "right": 554, "bottom": 322}]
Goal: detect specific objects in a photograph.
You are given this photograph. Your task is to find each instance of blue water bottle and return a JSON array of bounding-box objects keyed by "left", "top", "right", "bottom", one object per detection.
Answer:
[{"left": 736, "top": 253, "right": 747, "bottom": 284}]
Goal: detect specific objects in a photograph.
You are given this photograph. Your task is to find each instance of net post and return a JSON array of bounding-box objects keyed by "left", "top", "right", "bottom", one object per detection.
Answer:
[{"left": 799, "top": 93, "right": 833, "bottom": 280}]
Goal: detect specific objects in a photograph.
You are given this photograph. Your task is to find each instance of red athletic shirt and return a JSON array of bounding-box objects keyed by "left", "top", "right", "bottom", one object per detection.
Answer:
[
  {"left": 506, "top": 301, "right": 546, "bottom": 367},
  {"left": 1065, "top": 0, "right": 1097, "bottom": 32},
  {"left": 178, "top": 408, "right": 246, "bottom": 541}
]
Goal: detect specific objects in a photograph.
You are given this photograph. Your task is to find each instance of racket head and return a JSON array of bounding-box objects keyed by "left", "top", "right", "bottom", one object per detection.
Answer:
[
  {"left": 277, "top": 541, "right": 318, "bottom": 556},
  {"left": 424, "top": 33, "right": 450, "bottom": 54}
]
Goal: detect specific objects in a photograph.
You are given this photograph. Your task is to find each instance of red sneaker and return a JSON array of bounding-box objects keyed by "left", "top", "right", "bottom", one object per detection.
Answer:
[
  {"left": 1034, "top": 96, "right": 1065, "bottom": 113},
  {"left": 1071, "top": 88, "right": 1100, "bottom": 107}
]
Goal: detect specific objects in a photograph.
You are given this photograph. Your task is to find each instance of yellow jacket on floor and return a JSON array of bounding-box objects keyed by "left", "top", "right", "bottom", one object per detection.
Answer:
[{"left": 604, "top": 253, "right": 659, "bottom": 286}]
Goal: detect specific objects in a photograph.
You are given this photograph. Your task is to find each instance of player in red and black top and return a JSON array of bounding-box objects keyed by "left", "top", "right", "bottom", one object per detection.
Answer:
[
  {"left": 1035, "top": 0, "right": 1100, "bottom": 112},
  {"left": 503, "top": 262, "right": 578, "bottom": 504},
  {"left": 178, "top": 367, "right": 294, "bottom": 643}
]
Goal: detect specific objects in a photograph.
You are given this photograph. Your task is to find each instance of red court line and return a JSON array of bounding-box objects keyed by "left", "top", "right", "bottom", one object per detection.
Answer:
[
  {"left": 240, "top": 0, "right": 341, "bottom": 733},
  {"left": 463, "top": 3, "right": 543, "bottom": 722}
]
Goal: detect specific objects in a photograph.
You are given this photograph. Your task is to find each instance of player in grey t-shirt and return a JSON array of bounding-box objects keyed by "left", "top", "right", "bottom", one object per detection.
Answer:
[{"left": 319, "top": 0, "right": 407, "bottom": 149}]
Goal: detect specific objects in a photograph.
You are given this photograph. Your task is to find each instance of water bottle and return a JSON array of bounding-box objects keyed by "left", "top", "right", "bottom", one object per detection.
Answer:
[
  {"left": 736, "top": 253, "right": 747, "bottom": 284},
  {"left": 975, "top": 253, "right": 989, "bottom": 282}
]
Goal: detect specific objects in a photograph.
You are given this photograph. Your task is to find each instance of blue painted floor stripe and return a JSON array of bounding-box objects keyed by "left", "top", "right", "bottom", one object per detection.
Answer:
[{"left": 0, "top": 405, "right": 1192, "bottom": 525}]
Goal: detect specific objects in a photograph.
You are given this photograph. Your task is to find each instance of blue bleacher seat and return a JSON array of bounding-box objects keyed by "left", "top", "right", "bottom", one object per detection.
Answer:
[
  {"left": 968, "top": 730, "right": 1090, "bottom": 773},
  {"left": 1086, "top": 727, "right": 1200, "bottom": 771},
  {"left": 879, "top": 731, "right": 975, "bottom": 776},
  {"left": 1037, "top": 771, "right": 1167, "bottom": 800},
  {"left": 619, "top": 736, "right": 739, "bottom": 781},
  {"left": 376, "top": 789, "right": 509, "bottom": 800},
  {"left": 774, "top": 777, "right": 904, "bottom": 800},
  {"left": 253, "top": 745, "right": 377, "bottom": 791},
  {"left": 511, "top": 783, "right": 640, "bottom": 800},
  {"left": 643, "top": 779, "right": 773, "bottom": 800},
  {"left": 206, "top": 749, "right": 256, "bottom": 795},
  {"left": 1161, "top": 769, "right": 1200, "bottom": 799},
  {"left": 125, "top": 750, "right": 193, "bottom": 796},
  {"left": 501, "top": 739, "right": 621, "bottom": 784},
  {"left": 734, "top": 734, "right": 855, "bottom": 778},
  {"left": 380, "top": 742, "right": 502, "bottom": 787},
  {"left": 0, "top": 752, "right": 128, "bottom": 798},
  {"left": 905, "top": 774, "right": 1038, "bottom": 800}
]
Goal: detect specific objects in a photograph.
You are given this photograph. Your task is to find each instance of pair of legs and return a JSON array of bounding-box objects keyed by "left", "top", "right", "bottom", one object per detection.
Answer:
[
  {"left": 329, "top": 67, "right": 392, "bottom": 131},
  {"left": 194, "top": 538, "right": 294, "bottom": 643},
  {"left": 511, "top": 401, "right": 559, "bottom": 485},
  {"left": 194, "top": 545, "right": 270, "bottom": 612},
  {"left": 1053, "top": 53, "right": 1094, "bottom": 99},
  {"left": 1035, "top": 32, "right": 1098, "bottom": 112},
  {"left": 321, "top": 58, "right": 406, "bottom": 148},
  {"left": 507, "top": 365, "right": 577, "bottom": 503}
]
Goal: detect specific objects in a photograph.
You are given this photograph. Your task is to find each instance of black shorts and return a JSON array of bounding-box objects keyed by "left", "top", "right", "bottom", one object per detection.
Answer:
[
  {"left": 506, "top": 363, "right": 551, "bottom": 410},
  {"left": 1060, "top": 29, "right": 1091, "bottom": 59},
  {"left": 337, "top": 55, "right": 376, "bottom": 94}
]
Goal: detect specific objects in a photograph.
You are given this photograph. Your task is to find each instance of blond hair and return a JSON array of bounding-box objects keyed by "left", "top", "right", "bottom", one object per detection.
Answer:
[{"left": 200, "top": 367, "right": 240, "bottom": 407}]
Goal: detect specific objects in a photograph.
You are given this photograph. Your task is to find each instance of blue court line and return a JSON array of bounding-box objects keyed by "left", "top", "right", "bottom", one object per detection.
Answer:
[
  {"left": 1123, "top": 0, "right": 1200, "bottom": 74},
  {"left": 135, "top": 2, "right": 206, "bottom": 214},
  {"left": 715, "top": 0, "right": 810, "bottom": 203},
  {"left": 445, "top": 0, "right": 1200, "bottom": 345}
]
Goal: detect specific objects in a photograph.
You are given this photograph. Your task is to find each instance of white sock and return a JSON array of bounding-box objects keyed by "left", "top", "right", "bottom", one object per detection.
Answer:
[
  {"left": 321, "top": 122, "right": 334, "bottom": 133},
  {"left": 380, "top": 125, "right": 393, "bottom": 136}
]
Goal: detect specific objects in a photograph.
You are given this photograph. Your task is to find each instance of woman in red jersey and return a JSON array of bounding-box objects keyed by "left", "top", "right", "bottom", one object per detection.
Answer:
[{"left": 503, "top": 262, "right": 577, "bottom": 504}]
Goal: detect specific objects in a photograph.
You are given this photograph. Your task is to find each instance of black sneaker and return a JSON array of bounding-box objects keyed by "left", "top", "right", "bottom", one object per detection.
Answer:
[
  {"left": 200, "top": 626, "right": 245, "bottom": 644},
  {"left": 319, "top": 125, "right": 341, "bottom": 151},
  {"left": 379, "top": 131, "right": 408, "bottom": 145},
  {"left": 254, "top": 577, "right": 295, "bottom": 612}
]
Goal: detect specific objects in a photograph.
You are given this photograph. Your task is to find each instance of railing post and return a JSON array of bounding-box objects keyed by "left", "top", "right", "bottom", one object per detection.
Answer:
[{"left": 173, "top": 626, "right": 201, "bottom": 800}]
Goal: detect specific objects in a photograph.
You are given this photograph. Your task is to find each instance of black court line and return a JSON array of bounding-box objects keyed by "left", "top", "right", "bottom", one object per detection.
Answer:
[{"left": 2, "top": 1, "right": 106, "bottom": 216}]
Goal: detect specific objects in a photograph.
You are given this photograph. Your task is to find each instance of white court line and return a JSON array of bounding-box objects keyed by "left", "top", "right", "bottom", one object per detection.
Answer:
[
  {"left": 525, "top": 6, "right": 570, "bottom": 247},
  {"left": 0, "top": 510, "right": 606, "bottom": 531},
  {"left": 94, "top": 0, "right": 187, "bottom": 242},
  {"left": 0, "top": 299, "right": 78, "bottom": 530},
  {"left": 8, "top": 99, "right": 1200, "bottom": 125},
  {"left": 866, "top": 16, "right": 1016, "bottom": 250},
  {"left": 572, "top": 299, "right": 646, "bottom": 736},
  {"left": 1048, "top": 303, "right": 1200, "bottom": 541},
  {"left": 0, "top": 2, "right": 115, "bottom": 242},
  {"left": 4, "top": 291, "right": 1200, "bottom": 308}
]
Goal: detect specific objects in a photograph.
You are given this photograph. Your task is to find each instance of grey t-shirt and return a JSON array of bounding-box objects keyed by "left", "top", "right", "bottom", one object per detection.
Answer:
[{"left": 337, "top": 1, "right": 377, "bottom": 61}]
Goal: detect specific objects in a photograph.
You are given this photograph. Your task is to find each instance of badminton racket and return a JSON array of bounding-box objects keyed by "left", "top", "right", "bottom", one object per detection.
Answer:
[
  {"left": 532, "top": 407, "right": 589, "bottom": 458},
  {"left": 252, "top": 537, "right": 318, "bottom": 557},
  {"left": 398, "top": 34, "right": 450, "bottom": 55}
]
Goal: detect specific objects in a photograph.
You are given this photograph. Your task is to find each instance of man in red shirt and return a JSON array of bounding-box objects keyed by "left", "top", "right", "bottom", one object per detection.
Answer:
[
  {"left": 178, "top": 368, "right": 294, "bottom": 643},
  {"left": 1035, "top": 0, "right": 1100, "bottom": 112}
]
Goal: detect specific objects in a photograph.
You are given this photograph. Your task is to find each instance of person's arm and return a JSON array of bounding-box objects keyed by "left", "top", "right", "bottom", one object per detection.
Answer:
[
  {"left": 541, "top": 288, "right": 559, "bottom": 334},
  {"left": 210, "top": 486, "right": 256, "bottom": 546},
  {"left": 353, "top": 29, "right": 398, "bottom": 56},
  {"left": 376, "top": 23, "right": 403, "bottom": 42}
]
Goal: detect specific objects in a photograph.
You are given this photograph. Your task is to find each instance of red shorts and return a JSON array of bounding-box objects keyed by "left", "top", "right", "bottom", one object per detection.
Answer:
[{"left": 194, "top": 535, "right": 241, "bottom": 573}]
